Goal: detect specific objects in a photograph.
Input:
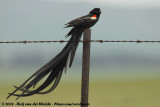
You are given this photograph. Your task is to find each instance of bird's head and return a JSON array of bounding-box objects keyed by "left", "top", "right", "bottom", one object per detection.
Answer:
[{"left": 90, "top": 8, "right": 101, "bottom": 17}]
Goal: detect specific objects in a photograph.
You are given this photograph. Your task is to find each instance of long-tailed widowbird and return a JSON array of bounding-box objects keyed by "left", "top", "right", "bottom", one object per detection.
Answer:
[{"left": 7, "top": 8, "right": 101, "bottom": 100}]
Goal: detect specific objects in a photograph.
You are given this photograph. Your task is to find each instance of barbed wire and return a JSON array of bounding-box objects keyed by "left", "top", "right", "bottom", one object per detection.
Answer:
[{"left": 0, "top": 40, "right": 160, "bottom": 44}]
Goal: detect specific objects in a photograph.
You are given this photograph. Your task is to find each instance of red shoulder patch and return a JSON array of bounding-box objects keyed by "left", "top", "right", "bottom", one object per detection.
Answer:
[
  {"left": 90, "top": 15, "right": 97, "bottom": 20},
  {"left": 92, "top": 15, "right": 96, "bottom": 17}
]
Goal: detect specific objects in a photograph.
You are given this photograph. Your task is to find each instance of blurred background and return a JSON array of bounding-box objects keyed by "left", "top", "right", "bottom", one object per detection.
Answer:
[{"left": 0, "top": 0, "right": 160, "bottom": 107}]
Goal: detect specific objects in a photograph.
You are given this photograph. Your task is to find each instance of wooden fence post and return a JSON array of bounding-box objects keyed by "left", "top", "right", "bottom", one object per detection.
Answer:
[{"left": 81, "top": 29, "right": 91, "bottom": 107}]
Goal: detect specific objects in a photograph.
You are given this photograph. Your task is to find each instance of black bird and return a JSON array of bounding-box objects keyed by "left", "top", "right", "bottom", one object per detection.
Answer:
[{"left": 7, "top": 8, "right": 101, "bottom": 100}]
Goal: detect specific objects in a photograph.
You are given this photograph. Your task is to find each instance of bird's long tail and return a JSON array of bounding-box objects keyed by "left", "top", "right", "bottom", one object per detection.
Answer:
[{"left": 6, "top": 27, "right": 85, "bottom": 100}]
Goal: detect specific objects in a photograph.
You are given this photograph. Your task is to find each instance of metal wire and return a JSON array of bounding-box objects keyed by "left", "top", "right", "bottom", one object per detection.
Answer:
[{"left": 0, "top": 40, "right": 160, "bottom": 44}]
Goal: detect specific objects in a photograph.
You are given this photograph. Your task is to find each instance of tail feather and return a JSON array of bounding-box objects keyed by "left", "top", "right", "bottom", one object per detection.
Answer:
[
  {"left": 65, "top": 27, "right": 75, "bottom": 38},
  {"left": 7, "top": 27, "right": 85, "bottom": 99},
  {"left": 13, "top": 68, "right": 63, "bottom": 95},
  {"left": 69, "top": 28, "right": 84, "bottom": 67},
  {"left": 9, "top": 55, "right": 68, "bottom": 99}
]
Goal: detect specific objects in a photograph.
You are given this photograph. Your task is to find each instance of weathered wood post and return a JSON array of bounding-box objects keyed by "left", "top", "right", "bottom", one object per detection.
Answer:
[{"left": 81, "top": 29, "right": 91, "bottom": 107}]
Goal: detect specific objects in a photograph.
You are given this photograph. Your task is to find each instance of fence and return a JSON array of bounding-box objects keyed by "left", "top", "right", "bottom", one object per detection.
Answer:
[
  {"left": 1, "top": 40, "right": 160, "bottom": 44},
  {"left": 1, "top": 29, "right": 160, "bottom": 107}
]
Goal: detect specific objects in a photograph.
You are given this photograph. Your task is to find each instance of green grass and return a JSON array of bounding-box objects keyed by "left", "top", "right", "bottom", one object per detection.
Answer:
[{"left": 1, "top": 78, "right": 160, "bottom": 107}]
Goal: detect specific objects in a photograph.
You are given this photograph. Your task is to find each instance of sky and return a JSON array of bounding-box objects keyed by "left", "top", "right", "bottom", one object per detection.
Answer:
[
  {"left": 42, "top": 0, "right": 160, "bottom": 7},
  {"left": 0, "top": 0, "right": 160, "bottom": 72}
]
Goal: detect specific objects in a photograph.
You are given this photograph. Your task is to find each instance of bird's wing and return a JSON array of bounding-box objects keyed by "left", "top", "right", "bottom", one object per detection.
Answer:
[{"left": 64, "top": 15, "right": 91, "bottom": 27}]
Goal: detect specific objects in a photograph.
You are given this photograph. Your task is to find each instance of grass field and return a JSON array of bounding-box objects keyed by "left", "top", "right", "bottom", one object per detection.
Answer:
[{"left": 1, "top": 74, "right": 160, "bottom": 107}]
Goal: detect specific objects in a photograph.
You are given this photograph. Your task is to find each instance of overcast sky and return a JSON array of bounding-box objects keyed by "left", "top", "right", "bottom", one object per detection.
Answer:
[
  {"left": 0, "top": 0, "right": 160, "bottom": 70},
  {"left": 42, "top": 0, "right": 160, "bottom": 7}
]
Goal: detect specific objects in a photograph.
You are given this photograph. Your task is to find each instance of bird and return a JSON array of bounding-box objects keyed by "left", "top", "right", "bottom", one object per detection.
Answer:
[{"left": 6, "top": 8, "right": 101, "bottom": 100}]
